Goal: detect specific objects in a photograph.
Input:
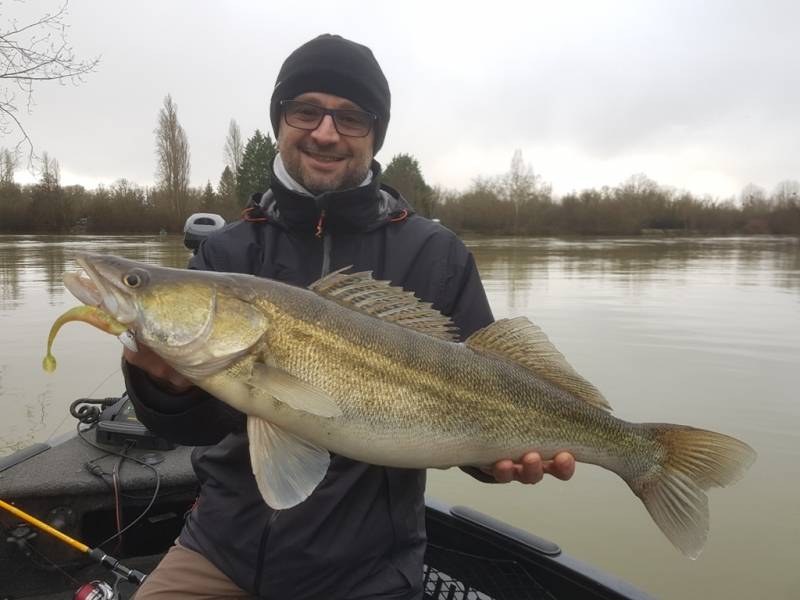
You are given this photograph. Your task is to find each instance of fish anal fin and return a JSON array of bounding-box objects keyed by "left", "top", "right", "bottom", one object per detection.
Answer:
[
  {"left": 465, "top": 317, "right": 612, "bottom": 412},
  {"left": 249, "top": 363, "right": 342, "bottom": 418},
  {"left": 247, "top": 416, "right": 330, "bottom": 509},
  {"left": 309, "top": 267, "right": 459, "bottom": 342}
]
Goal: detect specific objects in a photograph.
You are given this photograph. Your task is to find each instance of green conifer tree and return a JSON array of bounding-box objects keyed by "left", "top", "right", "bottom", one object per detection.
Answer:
[
  {"left": 217, "top": 166, "right": 239, "bottom": 221},
  {"left": 237, "top": 130, "right": 277, "bottom": 205},
  {"left": 383, "top": 153, "right": 436, "bottom": 217}
]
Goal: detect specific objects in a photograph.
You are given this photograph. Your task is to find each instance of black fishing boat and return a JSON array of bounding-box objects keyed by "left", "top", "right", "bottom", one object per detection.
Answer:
[{"left": 0, "top": 395, "right": 653, "bottom": 600}]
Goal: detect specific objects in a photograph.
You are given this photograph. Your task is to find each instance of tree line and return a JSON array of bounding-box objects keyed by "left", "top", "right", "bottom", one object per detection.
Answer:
[
  {"left": 1, "top": 8, "right": 797, "bottom": 237},
  {"left": 0, "top": 95, "right": 277, "bottom": 233},
  {"left": 1, "top": 97, "right": 798, "bottom": 235},
  {"left": 384, "top": 150, "right": 800, "bottom": 236}
]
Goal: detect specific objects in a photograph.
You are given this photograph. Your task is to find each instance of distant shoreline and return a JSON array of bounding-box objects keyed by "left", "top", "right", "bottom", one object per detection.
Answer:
[{"left": 1, "top": 229, "right": 798, "bottom": 238}]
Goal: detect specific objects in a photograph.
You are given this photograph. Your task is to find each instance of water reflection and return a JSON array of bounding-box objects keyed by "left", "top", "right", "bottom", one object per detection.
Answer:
[
  {"left": 466, "top": 235, "right": 800, "bottom": 311},
  {"left": 0, "top": 235, "right": 193, "bottom": 310},
  {"left": 0, "top": 241, "right": 22, "bottom": 308},
  {"left": 468, "top": 235, "right": 800, "bottom": 278},
  {"left": 0, "top": 235, "right": 195, "bottom": 445},
  {"left": 0, "top": 234, "right": 798, "bottom": 599},
  {"left": 0, "top": 234, "right": 797, "bottom": 309}
]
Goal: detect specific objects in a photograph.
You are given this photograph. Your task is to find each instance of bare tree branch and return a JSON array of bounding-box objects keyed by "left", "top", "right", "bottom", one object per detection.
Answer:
[
  {"left": 155, "top": 94, "right": 191, "bottom": 224},
  {"left": 0, "top": 1, "right": 100, "bottom": 163},
  {"left": 224, "top": 119, "right": 243, "bottom": 182},
  {"left": 0, "top": 99, "right": 32, "bottom": 152},
  {"left": 0, "top": 144, "right": 18, "bottom": 183}
]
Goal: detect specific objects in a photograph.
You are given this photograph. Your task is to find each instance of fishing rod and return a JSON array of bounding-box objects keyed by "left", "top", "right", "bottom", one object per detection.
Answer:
[{"left": 0, "top": 498, "right": 147, "bottom": 597}]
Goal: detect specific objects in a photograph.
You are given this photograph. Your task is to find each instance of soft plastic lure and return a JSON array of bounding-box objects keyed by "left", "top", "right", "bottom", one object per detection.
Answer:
[{"left": 43, "top": 305, "right": 132, "bottom": 372}]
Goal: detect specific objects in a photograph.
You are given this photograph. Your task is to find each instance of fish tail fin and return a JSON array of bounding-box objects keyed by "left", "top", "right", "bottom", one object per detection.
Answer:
[{"left": 628, "top": 425, "right": 756, "bottom": 559}]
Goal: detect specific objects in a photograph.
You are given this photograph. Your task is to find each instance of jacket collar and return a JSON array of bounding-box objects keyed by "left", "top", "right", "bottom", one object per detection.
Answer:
[{"left": 263, "top": 159, "right": 410, "bottom": 233}]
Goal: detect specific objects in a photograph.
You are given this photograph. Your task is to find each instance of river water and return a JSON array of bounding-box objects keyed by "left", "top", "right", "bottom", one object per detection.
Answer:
[{"left": 0, "top": 234, "right": 797, "bottom": 599}]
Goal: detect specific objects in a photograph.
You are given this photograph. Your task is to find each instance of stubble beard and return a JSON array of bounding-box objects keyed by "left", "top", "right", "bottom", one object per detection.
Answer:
[{"left": 283, "top": 144, "right": 372, "bottom": 196}]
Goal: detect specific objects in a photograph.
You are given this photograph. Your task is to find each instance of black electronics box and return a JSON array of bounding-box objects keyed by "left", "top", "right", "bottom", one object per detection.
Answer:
[{"left": 96, "top": 396, "right": 175, "bottom": 450}]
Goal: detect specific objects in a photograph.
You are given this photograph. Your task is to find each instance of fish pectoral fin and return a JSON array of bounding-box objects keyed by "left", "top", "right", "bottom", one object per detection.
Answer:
[
  {"left": 466, "top": 317, "right": 612, "bottom": 412},
  {"left": 178, "top": 349, "right": 251, "bottom": 380},
  {"left": 249, "top": 363, "right": 342, "bottom": 418},
  {"left": 247, "top": 416, "right": 330, "bottom": 509}
]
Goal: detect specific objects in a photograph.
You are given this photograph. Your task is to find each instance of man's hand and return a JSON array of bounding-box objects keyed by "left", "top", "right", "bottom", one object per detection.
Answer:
[
  {"left": 123, "top": 345, "right": 195, "bottom": 394},
  {"left": 481, "top": 452, "right": 575, "bottom": 484}
]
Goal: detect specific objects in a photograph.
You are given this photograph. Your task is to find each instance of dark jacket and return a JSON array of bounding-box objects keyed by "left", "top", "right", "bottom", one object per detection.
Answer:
[{"left": 124, "top": 161, "right": 494, "bottom": 599}]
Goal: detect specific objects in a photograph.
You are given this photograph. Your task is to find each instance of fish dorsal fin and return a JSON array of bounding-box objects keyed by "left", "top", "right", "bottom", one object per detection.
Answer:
[
  {"left": 465, "top": 317, "right": 612, "bottom": 412},
  {"left": 309, "top": 268, "right": 459, "bottom": 341}
]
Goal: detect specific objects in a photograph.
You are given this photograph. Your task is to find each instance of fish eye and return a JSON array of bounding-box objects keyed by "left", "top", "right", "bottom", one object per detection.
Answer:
[
  {"left": 123, "top": 272, "right": 141, "bottom": 288},
  {"left": 122, "top": 268, "right": 149, "bottom": 289}
]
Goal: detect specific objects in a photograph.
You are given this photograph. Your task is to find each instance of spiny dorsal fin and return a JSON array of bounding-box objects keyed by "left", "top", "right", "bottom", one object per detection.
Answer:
[
  {"left": 465, "top": 317, "right": 612, "bottom": 412},
  {"left": 309, "top": 268, "right": 459, "bottom": 341}
]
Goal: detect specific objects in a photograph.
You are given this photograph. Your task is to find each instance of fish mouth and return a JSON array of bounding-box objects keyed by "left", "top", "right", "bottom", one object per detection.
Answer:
[
  {"left": 63, "top": 255, "right": 137, "bottom": 324},
  {"left": 63, "top": 261, "right": 103, "bottom": 307}
]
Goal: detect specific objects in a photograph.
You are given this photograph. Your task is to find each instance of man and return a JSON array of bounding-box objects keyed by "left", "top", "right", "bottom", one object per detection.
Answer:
[{"left": 124, "top": 34, "right": 575, "bottom": 599}]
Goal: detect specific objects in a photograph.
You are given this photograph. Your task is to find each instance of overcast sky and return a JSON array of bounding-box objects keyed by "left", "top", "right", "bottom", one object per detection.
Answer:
[{"left": 5, "top": 0, "right": 800, "bottom": 199}]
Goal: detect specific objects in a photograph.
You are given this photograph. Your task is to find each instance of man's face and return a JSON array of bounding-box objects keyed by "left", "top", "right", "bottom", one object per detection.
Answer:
[{"left": 278, "top": 92, "right": 375, "bottom": 195}]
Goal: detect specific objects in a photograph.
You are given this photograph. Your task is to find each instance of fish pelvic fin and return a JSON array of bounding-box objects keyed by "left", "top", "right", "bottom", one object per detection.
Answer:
[
  {"left": 630, "top": 425, "right": 756, "bottom": 559},
  {"left": 466, "top": 317, "right": 612, "bottom": 412},
  {"left": 309, "top": 267, "right": 460, "bottom": 341},
  {"left": 247, "top": 416, "right": 330, "bottom": 509}
]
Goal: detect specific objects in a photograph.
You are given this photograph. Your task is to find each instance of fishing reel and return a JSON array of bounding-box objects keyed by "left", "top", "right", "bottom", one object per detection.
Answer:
[
  {"left": 73, "top": 580, "right": 116, "bottom": 600},
  {"left": 1, "top": 500, "right": 147, "bottom": 600}
]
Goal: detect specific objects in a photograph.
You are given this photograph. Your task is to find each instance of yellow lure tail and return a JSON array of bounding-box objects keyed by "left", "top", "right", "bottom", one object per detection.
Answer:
[{"left": 43, "top": 305, "right": 128, "bottom": 372}]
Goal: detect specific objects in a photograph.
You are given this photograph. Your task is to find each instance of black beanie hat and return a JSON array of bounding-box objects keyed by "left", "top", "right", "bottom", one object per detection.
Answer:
[{"left": 270, "top": 34, "right": 391, "bottom": 153}]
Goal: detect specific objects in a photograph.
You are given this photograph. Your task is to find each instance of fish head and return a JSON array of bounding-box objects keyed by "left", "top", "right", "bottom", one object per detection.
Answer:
[{"left": 64, "top": 253, "right": 268, "bottom": 375}]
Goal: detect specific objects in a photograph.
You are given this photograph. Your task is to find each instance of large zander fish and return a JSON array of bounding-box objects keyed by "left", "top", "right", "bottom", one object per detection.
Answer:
[{"left": 49, "top": 253, "right": 756, "bottom": 559}]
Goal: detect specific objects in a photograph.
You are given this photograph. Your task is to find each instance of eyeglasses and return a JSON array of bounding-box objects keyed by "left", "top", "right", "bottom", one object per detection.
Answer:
[{"left": 280, "top": 100, "right": 376, "bottom": 138}]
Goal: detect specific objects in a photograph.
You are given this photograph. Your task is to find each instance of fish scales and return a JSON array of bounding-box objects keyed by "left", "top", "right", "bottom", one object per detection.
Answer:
[
  {"left": 48, "top": 253, "right": 756, "bottom": 559},
  {"left": 249, "top": 284, "right": 652, "bottom": 469}
]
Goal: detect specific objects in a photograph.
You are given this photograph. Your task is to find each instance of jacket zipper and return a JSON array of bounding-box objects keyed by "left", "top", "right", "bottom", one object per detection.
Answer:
[
  {"left": 253, "top": 510, "right": 280, "bottom": 595},
  {"left": 321, "top": 231, "right": 332, "bottom": 278},
  {"left": 320, "top": 231, "right": 333, "bottom": 277},
  {"left": 315, "top": 209, "right": 332, "bottom": 278}
]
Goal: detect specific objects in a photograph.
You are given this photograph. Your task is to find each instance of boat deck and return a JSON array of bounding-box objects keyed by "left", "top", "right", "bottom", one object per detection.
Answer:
[{"left": 1, "top": 425, "right": 652, "bottom": 600}]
